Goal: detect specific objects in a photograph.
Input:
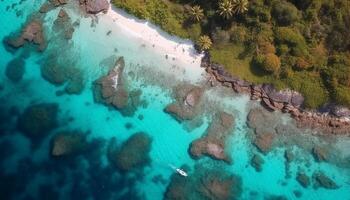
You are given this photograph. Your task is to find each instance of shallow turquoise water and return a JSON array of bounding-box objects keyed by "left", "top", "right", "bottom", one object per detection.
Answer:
[{"left": 0, "top": 1, "right": 350, "bottom": 200}]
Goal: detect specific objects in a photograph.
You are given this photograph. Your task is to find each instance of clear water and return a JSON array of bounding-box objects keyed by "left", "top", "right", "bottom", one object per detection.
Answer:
[{"left": 0, "top": 1, "right": 349, "bottom": 200}]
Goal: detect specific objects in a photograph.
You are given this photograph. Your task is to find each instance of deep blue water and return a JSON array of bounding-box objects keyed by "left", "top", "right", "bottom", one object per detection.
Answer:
[{"left": 0, "top": 0, "right": 350, "bottom": 200}]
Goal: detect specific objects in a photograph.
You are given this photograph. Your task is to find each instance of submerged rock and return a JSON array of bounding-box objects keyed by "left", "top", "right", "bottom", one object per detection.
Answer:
[
  {"left": 164, "top": 164, "right": 242, "bottom": 200},
  {"left": 51, "top": 131, "right": 87, "bottom": 157},
  {"left": 17, "top": 103, "right": 58, "bottom": 138},
  {"left": 253, "top": 132, "right": 275, "bottom": 154},
  {"left": 312, "top": 146, "right": 328, "bottom": 162},
  {"left": 93, "top": 57, "right": 143, "bottom": 116},
  {"left": 251, "top": 154, "right": 264, "bottom": 172},
  {"left": 40, "top": 56, "right": 85, "bottom": 94},
  {"left": 5, "top": 57, "right": 25, "bottom": 82},
  {"left": 190, "top": 112, "right": 235, "bottom": 163},
  {"left": 296, "top": 172, "right": 310, "bottom": 188},
  {"left": 247, "top": 108, "right": 279, "bottom": 135},
  {"left": 79, "top": 0, "right": 109, "bottom": 14},
  {"left": 108, "top": 132, "right": 152, "bottom": 171},
  {"left": 165, "top": 84, "right": 204, "bottom": 121},
  {"left": 313, "top": 172, "right": 339, "bottom": 189},
  {"left": 53, "top": 9, "right": 75, "bottom": 40},
  {"left": 5, "top": 19, "right": 46, "bottom": 51}
]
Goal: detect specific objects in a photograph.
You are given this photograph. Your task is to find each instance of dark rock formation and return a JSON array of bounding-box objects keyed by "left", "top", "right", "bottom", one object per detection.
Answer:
[
  {"left": 251, "top": 154, "right": 264, "bottom": 172},
  {"left": 313, "top": 172, "right": 339, "bottom": 189},
  {"left": 190, "top": 112, "right": 235, "bottom": 163},
  {"left": 5, "top": 57, "right": 25, "bottom": 82},
  {"left": 17, "top": 103, "right": 58, "bottom": 138},
  {"left": 51, "top": 131, "right": 87, "bottom": 157},
  {"left": 5, "top": 19, "right": 46, "bottom": 51},
  {"left": 40, "top": 54, "right": 85, "bottom": 95},
  {"left": 253, "top": 132, "right": 275, "bottom": 154},
  {"left": 312, "top": 146, "right": 328, "bottom": 162},
  {"left": 108, "top": 132, "right": 152, "bottom": 171},
  {"left": 247, "top": 108, "right": 279, "bottom": 135},
  {"left": 296, "top": 172, "right": 310, "bottom": 188},
  {"left": 201, "top": 53, "right": 350, "bottom": 136},
  {"left": 53, "top": 9, "right": 75, "bottom": 40},
  {"left": 284, "top": 149, "right": 294, "bottom": 163},
  {"left": 164, "top": 84, "right": 204, "bottom": 121},
  {"left": 50, "top": 0, "right": 67, "bottom": 7},
  {"left": 78, "top": 0, "right": 109, "bottom": 14},
  {"left": 39, "top": 0, "right": 67, "bottom": 14},
  {"left": 164, "top": 165, "right": 242, "bottom": 200},
  {"left": 93, "top": 57, "right": 143, "bottom": 116}
]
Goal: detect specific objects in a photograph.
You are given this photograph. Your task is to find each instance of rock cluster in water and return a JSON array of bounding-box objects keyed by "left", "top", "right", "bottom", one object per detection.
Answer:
[
  {"left": 5, "top": 57, "right": 25, "bottom": 82},
  {"left": 53, "top": 9, "right": 75, "bottom": 40},
  {"left": 164, "top": 84, "right": 204, "bottom": 121},
  {"left": 202, "top": 54, "right": 350, "bottom": 135},
  {"left": 93, "top": 57, "right": 144, "bottom": 116},
  {"left": 190, "top": 112, "right": 235, "bottom": 163},
  {"left": 165, "top": 164, "right": 242, "bottom": 200},
  {"left": 78, "top": 0, "right": 109, "bottom": 14},
  {"left": 108, "top": 132, "right": 152, "bottom": 172},
  {"left": 17, "top": 103, "right": 58, "bottom": 138},
  {"left": 51, "top": 131, "right": 88, "bottom": 157},
  {"left": 5, "top": 19, "right": 46, "bottom": 51}
]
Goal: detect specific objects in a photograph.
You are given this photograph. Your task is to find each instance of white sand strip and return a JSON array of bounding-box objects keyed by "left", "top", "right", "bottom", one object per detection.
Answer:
[{"left": 104, "top": 5, "right": 204, "bottom": 68}]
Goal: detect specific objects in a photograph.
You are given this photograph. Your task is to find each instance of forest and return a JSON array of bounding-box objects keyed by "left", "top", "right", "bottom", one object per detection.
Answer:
[{"left": 113, "top": 0, "right": 350, "bottom": 109}]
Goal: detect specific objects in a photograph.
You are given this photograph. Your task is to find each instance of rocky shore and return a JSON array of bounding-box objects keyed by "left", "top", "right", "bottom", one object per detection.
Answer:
[{"left": 201, "top": 53, "right": 350, "bottom": 136}]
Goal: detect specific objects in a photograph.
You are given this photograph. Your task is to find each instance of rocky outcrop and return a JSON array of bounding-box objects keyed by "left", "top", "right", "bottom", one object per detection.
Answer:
[
  {"left": 41, "top": 60, "right": 84, "bottom": 95},
  {"left": 78, "top": 0, "right": 109, "bottom": 14},
  {"left": 5, "top": 57, "right": 25, "bottom": 82},
  {"left": 164, "top": 84, "right": 204, "bottom": 121},
  {"left": 313, "top": 172, "right": 339, "bottom": 189},
  {"left": 201, "top": 53, "right": 350, "bottom": 135},
  {"left": 251, "top": 154, "right": 264, "bottom": 172},
  {"left": 5, "top": 19, "right": 46, "bottom": 51},
  {"left": 253, "top": 132, "right": 275, "bottom": 154},
  {"left": 108, "top": 132, "right": 152, "bottom": 171},
  {"left": 312, "top": 146, "right": 328, "bottom": 162},
  {"left": 189, "top": 112, "right": 235, "bottom": 163},
  {"left": 93, "top": 57, "right": 144, "bottom": 116},
  {"left": 17, "top": 103, "right": 58, "bottom": 138},
  {"left": 53, "top": 9, "right": 75, "bottom": 40},
  {"left": 164, "top": 165, "right": 242, "bottom": 200},
  {"left": 296, "top": 172, "right": 310, "bottom": 188},
  {"left": 51, "top": 131, "right": 87, "bottom": 157},
  {"left": 39, "top": 0, "right": 67, "bottom": 13}
]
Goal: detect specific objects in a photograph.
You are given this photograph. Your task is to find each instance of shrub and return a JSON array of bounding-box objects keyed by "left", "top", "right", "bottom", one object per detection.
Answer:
[
  {"left": 254, "top": 53, "right": 281, "bottom": 73},
  {"left": 212, "top": 28, "right": 230, "bottom": 46},
  {"left": 274, "top": 27, "right": 309, "bottom": 57},
  {"left": 258, "top": 40, "right": 276, "bottom": 54},
  {"left": 294, "top": 57, "right": 311, "bottom": 70},
  {"left": 333, "top": 86, "right": 350, "bottom": 107},
  {"left": 272, "top": 1, "right": 300, "bottom": 26},
  {"left": 229, "top": 25, "right": 248, "bottom": 44}
]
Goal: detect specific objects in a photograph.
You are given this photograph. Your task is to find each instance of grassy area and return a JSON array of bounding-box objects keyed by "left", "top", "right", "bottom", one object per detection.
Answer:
[{"left": 112, "top": 0, "right": 350, "bottom": 109}]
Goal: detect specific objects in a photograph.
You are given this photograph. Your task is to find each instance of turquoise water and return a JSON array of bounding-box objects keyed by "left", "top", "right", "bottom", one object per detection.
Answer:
[{"left": 0, "top": 1, "right": 349, "bottom": 199}]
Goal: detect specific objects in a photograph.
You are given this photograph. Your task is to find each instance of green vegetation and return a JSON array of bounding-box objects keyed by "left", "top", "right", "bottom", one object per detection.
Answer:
[{"left": 112, "top": 0, "right": 350, "bottom": 108}]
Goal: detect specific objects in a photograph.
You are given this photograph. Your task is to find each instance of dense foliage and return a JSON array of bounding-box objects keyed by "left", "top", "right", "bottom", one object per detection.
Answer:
[{"left": 113, "top": 0, "right": 350, "bottom": 108}]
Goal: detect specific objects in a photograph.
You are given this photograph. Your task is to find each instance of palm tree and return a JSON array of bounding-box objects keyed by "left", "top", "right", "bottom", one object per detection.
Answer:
[
  {"left": 189, "top": 5, "right": 204, "bottom": 22},
  {"left": 232, "top": 0, "right": 249, "bottom": 14},
  {"left": 197, "top": 35, "right": 212, "bottom": 51},
  {"left": 218, "top": 0, "right": 234, "bottom": 19}
]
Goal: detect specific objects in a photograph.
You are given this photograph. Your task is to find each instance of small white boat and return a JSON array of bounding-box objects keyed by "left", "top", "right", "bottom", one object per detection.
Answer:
[{"left": 169, "top": 164, "right": 188, "bottom": 177}]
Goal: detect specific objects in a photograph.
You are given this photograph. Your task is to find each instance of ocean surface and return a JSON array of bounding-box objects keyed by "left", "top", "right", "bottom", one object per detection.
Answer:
[{"left": 0, "top": 1, "right": 349, "bottom": 200}]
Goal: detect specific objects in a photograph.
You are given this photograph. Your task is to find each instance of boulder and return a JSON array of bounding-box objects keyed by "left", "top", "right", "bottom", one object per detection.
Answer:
[
  {"left": 330, "top": 106, "right": 350, "bottom": 117},
  {"left": 165, "top": 84, "right": 204, "bottom": 121},
  {"left": 312, "top": 146, "right": 328, "bottom": 162},
  {"left": 17, "top": 103, "right": 58, "bottom": 138},
  {"left": 251, "top": 154, "right": 264, "bottom": 172},
  {"left": 189, "top": 112, "right": 234, "bottom": 163},
  {"left": 79, "top": 0, "right": 109, "bottom": 14},
  {"left": 5, "top": 57, "right": 25, "bottom": 82},
  {"left": 253, "top": 132, "right": 275, "bottom": 154},
  {"left": 108, "top": 132, "right": 152, "bottom": 171},
  {"left": 6, "top": 19, "right": 46, "bottom": 51},
  {"left": 313, "top": 172, "right": 339, "bottom": 189},
  {"left": 296, "top": 172, "right": 310, "bottom": 188},
  {"left": 51, "top": 131, "right": 87, "bottom": 157}
]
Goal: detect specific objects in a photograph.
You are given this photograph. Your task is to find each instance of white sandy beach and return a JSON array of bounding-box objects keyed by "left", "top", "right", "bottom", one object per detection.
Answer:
[{"left": 104, "top": 5, "right": 204, "bottom": 68}]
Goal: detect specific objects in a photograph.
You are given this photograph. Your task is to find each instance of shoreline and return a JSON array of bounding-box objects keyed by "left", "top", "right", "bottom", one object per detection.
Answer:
[
  {"left": 104, "top": 3, "right": 350, "bottom": 136},
  {"left": 200, "top": 53, "right": 350, "bottom": 136},
  {"left": 105, "top": 6, "right": 203, "bottom": 68}
]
